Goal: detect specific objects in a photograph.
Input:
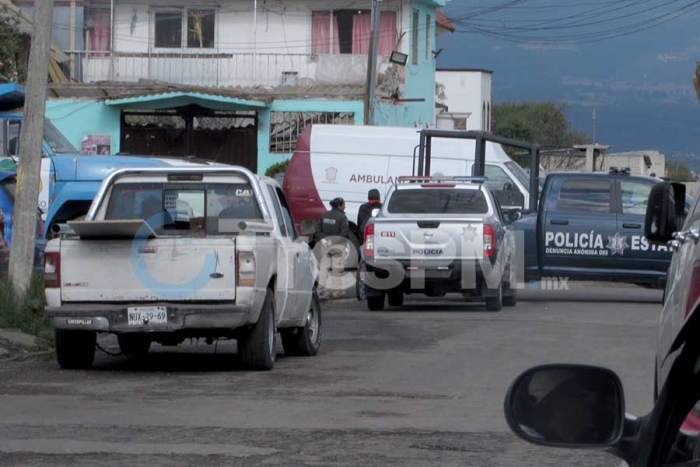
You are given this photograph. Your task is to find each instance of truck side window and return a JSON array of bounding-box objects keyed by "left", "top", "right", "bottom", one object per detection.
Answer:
[
  {"left": 620, "top": 181, "right": 652, "bottom": 216},
  {"left": 275, "top": 187, "right": 297, "bottom": 239},
  {"left": 484, "top": 165, "right": 515, "bottom": 192},
  {"left": 7, "top": 121, "right": 20, "bottom": 157},
  {"left": 557, "top": 179, "right": 611, "bottom": 213},
  {"left": 267, "top": 185, "right": 288, "bottom": 237}
]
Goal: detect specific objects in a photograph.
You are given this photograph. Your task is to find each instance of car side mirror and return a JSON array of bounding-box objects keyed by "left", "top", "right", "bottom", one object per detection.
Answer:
[
  {"left": 507, "top": 210, "right": 523, "bottom": 224},
  {"left": 645, "top": 181, "right": 687, "bottom": 245},
  {"left": 504, "top": 364, "right": 625, "bottom": 448},
  {"left": 300, "top": 219, "right": 316, "bottom": 236},
  {"left": 371, "top": 208, "right": 380, "bottom": 217}
]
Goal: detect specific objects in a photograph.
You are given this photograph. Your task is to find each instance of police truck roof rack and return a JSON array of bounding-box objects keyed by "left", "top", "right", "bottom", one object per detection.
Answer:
[
  {"left": 609, "top": 166, "right": 631, "bottom": 175},
  {"left": 397, "top": 175, "right": 489, "bottom": 184},
  {"left": 415, "top": 129, "right": 540, "bottom": 214}
]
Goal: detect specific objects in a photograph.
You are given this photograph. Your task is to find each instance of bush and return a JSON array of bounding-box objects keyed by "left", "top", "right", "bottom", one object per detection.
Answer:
[
  {"left": 265, "top": 159, "right": 290, "bottom": 178},
  {"left": 0, "top": 275, "right": 52, "bottom": 348}
]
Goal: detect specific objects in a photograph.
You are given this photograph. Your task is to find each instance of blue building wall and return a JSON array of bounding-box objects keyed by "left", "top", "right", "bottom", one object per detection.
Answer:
[{"left": 46, "top": 100, "right": 122, "bottom": 154}]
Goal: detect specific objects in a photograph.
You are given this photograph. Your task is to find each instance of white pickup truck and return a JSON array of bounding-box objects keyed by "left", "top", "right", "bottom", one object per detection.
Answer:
[{"left": 45, "top": 166, "right": 321, "bottom": 371}]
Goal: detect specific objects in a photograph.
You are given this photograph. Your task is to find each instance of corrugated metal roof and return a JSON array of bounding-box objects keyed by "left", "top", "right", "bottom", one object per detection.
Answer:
[{"left": 48, "top": 82, "right": 369, "bottom": 103}]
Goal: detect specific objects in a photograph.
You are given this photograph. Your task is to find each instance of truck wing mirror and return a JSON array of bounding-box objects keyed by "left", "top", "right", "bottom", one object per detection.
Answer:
[
  {"left": 300, "top": 219, "right": 316, "bottom": 236},
  {"left": 371, "top": 208, "right": 380, "bottom": 217},
  {"left": 495, "top": 190, "right": 525, "bottom": 211},
  {"left": 644, "top": 181, "right": 686, "bottom": 245},
  {"left": 504, "top": 364, "right": 625, "bottom": 449}
]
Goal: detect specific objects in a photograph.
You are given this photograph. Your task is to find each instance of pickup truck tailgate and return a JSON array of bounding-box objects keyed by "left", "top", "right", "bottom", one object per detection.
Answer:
[
  {"left": 60, "top": 238, "right": 237, "bottom": 302},
  {"left": 374, "top": 218, "right": 485, "bottom": 261}
]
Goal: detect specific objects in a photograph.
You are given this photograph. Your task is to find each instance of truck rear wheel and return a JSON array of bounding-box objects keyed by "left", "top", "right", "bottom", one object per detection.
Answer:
[
  {"left": 238, "top": 288, "right": 276, "bottom": 371},
  {"left": 367, "top": 293, "right": 385, "bottom": 311},
  {"left": 388, "top": 289, "right": 404, "bottom": 307},
  {"left": 55, "top": 329, "right": 96, "bottom": 370},
  {"left": 118, "top": 335, "right": 151, "bottom": 356},
  {"left": 281, "top": 290, "right": 322, "bottom": 357},
  {"left": 485, "top": 283, "right": 503, "bottom": 312}
]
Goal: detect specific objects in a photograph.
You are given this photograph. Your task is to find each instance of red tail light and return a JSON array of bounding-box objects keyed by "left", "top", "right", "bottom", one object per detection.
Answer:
[
  {"left": 44, "top": 252, "right": 61, "bottom": 288},
  {"left": 364, "top": 224, "right": 375, "bottom": 258},
  {"left": 483, "top": 224, "right": 496, "bottom": 258},
  {"left": 685, "top": 261, "right": 700, "bottom": 319}
]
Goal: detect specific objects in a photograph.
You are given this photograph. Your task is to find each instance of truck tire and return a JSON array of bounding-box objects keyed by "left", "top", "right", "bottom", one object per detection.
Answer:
[
  {"left": 238, "top": 288, "right": 276, "bottom": 371},
  {"left": 55, "top": 329, "right": 96, "bottom": 370},
  {"left": 485, "top": 283, "right": 503, "bottom": 312},
  {"left": 118, "top": 335, "right": 151, "bottom": 356},
  {"left": 503, "top": 282, "right": 517, "bottom": 307},
  {"left": 367, "top": 293, "right": 385, "bottom": 311},
  {"left": 388, "top": 289, "right": 404, "bottom": 307},
  {"left": 281, "top": 290, "right": 322, "bottom": 357}
]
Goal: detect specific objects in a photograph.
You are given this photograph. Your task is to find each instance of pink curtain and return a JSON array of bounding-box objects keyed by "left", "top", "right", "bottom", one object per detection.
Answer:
[
  {"left": 378, "top": 12, "right": 397, "bottom": 56},
  {"left": 311, "top": 12, "right": 330, "bottom": 55},
  {"left": 352, "top": 12, "right": 371, "bottom": 54},
  {"left": 88, "top": 9, "right": 111, "bottom": 54}
]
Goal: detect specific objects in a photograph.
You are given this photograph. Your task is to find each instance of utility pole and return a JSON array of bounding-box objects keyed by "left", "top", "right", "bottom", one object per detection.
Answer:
[
  {"left": 9, "top": 0, "right": 55, "bottom": 295},
  {"left": 364, "top": 0, "right": 382, "bottom": 125}
]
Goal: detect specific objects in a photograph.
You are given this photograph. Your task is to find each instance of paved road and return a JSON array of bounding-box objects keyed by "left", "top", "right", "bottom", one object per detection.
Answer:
[{"left": 0, "top": 283, "right": 662, "bottom": 467}]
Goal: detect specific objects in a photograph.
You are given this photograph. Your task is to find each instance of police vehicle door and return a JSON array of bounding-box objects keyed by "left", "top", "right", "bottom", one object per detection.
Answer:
[
  {"left": 616, "top": 178, "right": 671, "bottom": 278},
  {"left": 542, "top": 177, "right": 618, "bottom": 278}
]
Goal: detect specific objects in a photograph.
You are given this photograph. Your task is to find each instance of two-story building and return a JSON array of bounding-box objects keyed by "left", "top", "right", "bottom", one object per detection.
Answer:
[{"left": 18, "top": 0, "right": 453, "bottom": 174}]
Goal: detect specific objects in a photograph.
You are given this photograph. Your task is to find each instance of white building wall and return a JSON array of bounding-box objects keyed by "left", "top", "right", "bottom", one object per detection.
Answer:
[{"left": 435, "top": 70, "right": 492, "bottom": 131}]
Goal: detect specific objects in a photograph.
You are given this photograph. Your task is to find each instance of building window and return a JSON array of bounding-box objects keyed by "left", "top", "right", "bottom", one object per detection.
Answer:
[
  {"left": 269, "top": 112, "right": 355, "bottom": 153},
  {"left": 154, "top": 8, "right": 216, "bottom": 49},
  {"left": 85, "top": 6, "right": 111, "bottom": 54},
  {"left": 311, "top": 10, "right": 396, "bottom": 56},
  {"left": 412, "top": 10, "right": 419, "bottom": 65},
  {"left": 425, "top": 14, "right": 431, "bottom": 60},
  {"left": 482, "top": 102, "right": 486, "bottom": 130}
]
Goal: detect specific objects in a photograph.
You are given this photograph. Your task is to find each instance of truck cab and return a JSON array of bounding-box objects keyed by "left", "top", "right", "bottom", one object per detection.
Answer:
[{"left": 516, "top": 168, "right": 692, "bottom": 286}]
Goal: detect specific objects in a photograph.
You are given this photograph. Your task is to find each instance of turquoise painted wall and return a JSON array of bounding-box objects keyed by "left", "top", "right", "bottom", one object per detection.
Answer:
[
  {"left": 257, "top": 99, "right": 365, "bottom": 175},
  {"left": 46, "top": 100, "right": 122, "bottom": 154}
]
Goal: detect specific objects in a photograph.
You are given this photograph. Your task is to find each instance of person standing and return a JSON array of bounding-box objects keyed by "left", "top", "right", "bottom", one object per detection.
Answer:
[
  {"left": 357, "top": 189, "right": 382, "bottom": 243},
  {"left": 315, "top": 198, "right": 349, "bottom": 298}
]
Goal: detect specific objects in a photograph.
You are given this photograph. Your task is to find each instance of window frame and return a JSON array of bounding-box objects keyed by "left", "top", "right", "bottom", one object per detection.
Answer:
[
  {"left": 425, "top": 13, "right": 431, "bottom": 61},
  {"left": 267, "top": 185, "right": 289, "bottom": 237},
  {"left": 275, "top": 187, "right": 298, "bottom": 239},
  {"left": 411, "top": 10, "right": 419, "bottom": 65},
  {"left": 152, "top": 6, "right": 217, "bottom": 51}
]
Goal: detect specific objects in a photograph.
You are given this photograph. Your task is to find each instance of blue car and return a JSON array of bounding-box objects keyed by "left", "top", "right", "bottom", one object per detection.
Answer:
[{"left": 0, "top": 170, "right": 47, "bottom": 276}]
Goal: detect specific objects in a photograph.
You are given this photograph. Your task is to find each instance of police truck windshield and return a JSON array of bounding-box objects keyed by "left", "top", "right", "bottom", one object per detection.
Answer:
[{"left": 387, "top": 188, "right": 489, "bottom": 214}]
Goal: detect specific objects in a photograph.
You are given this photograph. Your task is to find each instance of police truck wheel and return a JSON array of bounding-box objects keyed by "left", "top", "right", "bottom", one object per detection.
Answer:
[
  {"left": 388, "top": 289, "right": 404, "bottom": 307},
  {"left": 55, "top": 329, "right": 96, "bottom": 370},
  {"left": 485, "top": 283, "right": 503, "bottom": 312},
  {"left": 367, "top": 293, "right": 385, "bottom": 311},
  {"left": 281, "top": 290, "right": 322, "bottom": 357},
  {"left": 238, "top": 288, "right": 276, "bottom": 371}
]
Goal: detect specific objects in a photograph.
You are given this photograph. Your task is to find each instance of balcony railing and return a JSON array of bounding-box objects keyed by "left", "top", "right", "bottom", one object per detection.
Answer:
[{"left": 64, "top": 51, "right": 376, "bottom": 88}]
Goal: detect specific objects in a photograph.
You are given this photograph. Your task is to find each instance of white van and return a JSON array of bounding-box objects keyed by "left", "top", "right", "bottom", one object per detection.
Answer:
[{"left": 282, "top": 124, "right": 535, "bottom": 237}]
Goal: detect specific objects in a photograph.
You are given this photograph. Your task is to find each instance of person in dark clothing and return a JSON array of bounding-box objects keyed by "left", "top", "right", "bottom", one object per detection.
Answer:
[
  {"left": 315, "top": 198, "right": 349, "bottom": 298},
  {"left": 357, "top": 189, "right": 382, "bottom": 243},
  {"left": 315, "top": 197, "right": 349, "bottom": 243}
]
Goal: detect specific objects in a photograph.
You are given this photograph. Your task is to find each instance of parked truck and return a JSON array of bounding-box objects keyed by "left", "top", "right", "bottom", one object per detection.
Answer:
[
  {"left": 45, "top": 166, "right": 321, "bottom": 371},
  {"left": 513, "top": 167, "right": 692, "bottom": 287}
]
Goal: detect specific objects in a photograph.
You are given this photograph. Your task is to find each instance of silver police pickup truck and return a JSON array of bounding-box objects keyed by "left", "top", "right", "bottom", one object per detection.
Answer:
[{"left": 361, "top": 176, "right": 518, "bottom": 312}]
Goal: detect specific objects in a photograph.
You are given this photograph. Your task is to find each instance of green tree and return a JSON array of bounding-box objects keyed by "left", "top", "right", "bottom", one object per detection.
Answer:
[
  {"left": 666, "top": 160, "right": 695, "bottom": 182},
  {"left": 0, "top": 6, "right": 24, "bottom": 83},
  {"left": 264, "top": 159, "right": 290, "bottom": 178},
  {"left": 493, "top": 101, "right": 591, "bottom": 165}
]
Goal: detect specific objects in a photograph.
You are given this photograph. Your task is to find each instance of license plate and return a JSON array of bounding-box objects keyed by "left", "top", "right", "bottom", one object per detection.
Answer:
[{"left": 127, "top": 306, "right": 168, "bottom": 325}]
